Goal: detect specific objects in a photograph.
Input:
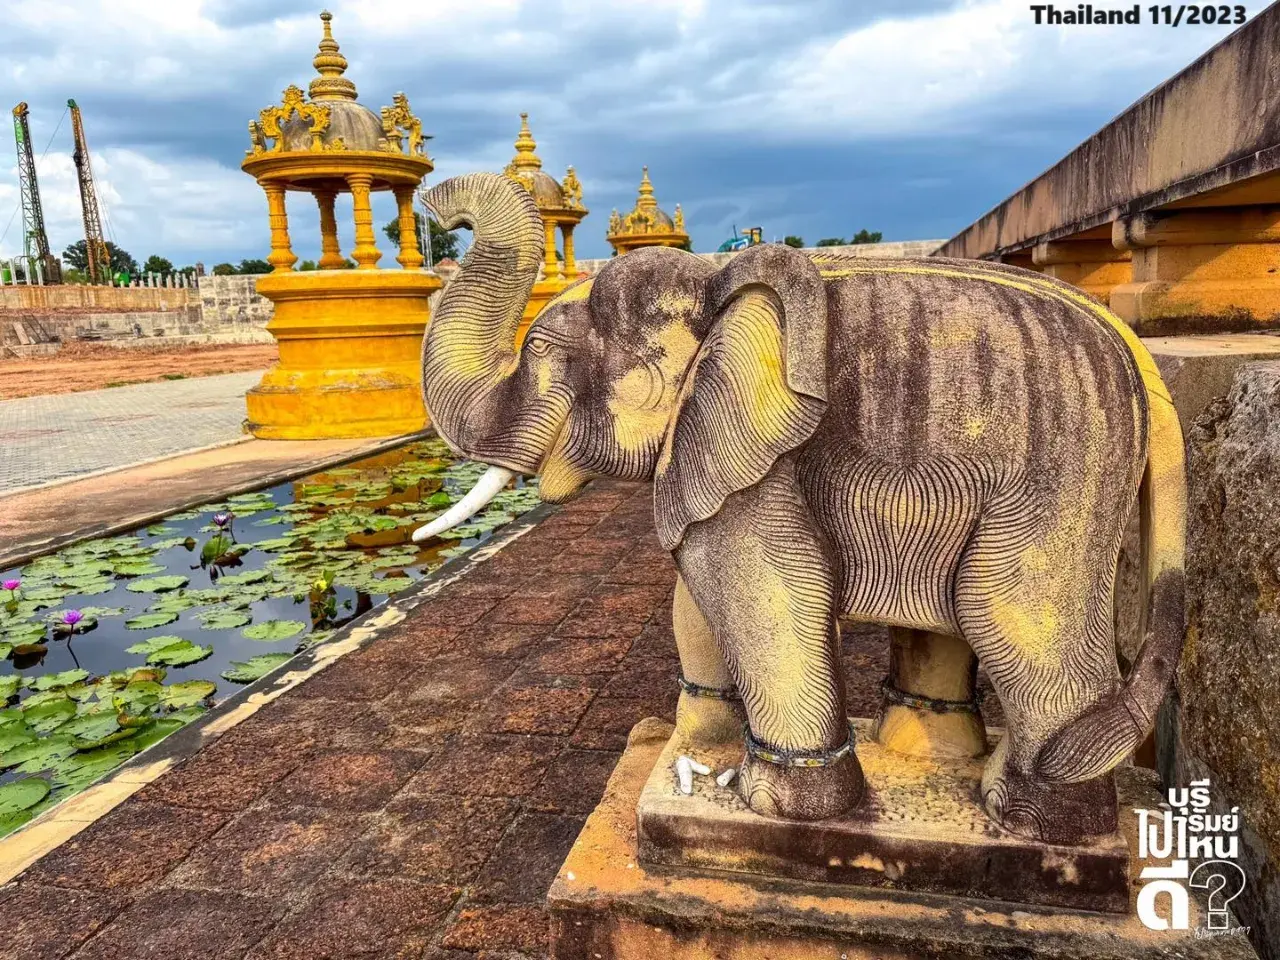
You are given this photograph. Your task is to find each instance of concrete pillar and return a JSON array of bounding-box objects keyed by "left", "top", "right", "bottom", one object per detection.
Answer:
[
  {"left": 346, "top": 172, "right": 381, "bottom": 269},
  {"left": 1111, "top": 206, "right": 1280, "bottom": 335},
  {"left": 1032, "top": 239, "right": 1131, "bottom": 305},
  {"left": 393, "top": 185, "right": 424, "bottom": 270},
  {"left": 261, "top": 179, "right": 298, "bottom": 273}
]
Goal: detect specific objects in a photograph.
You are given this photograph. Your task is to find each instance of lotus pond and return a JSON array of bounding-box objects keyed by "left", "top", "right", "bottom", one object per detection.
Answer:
[{"left": 0, "top": 438, "right": 541, "bottom": 837}]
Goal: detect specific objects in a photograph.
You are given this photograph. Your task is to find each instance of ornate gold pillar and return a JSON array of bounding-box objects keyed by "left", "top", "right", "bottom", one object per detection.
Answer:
[
  {"left": 262, "top": 181, "right": 297, "bottom": 273},
  {"left": 314, "top": 189, "right": 345, "bottom": 269},
  {"left": 563, "top": 223, "right": 577, "bottom": 277},
  {"left": 393, "top": 185, "right": 424, "bottom": 270},
  {"left": 543, "top": 217, "right": 560, "bottom": 281},
  {"left": 347, "top": 172, "right": 381, "bottom": 269}
]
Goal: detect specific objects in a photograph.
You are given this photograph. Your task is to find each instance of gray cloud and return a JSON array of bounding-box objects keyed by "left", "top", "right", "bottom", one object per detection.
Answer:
[{"left": 0, "top": 1, "right": 1237, "bottom": 265}]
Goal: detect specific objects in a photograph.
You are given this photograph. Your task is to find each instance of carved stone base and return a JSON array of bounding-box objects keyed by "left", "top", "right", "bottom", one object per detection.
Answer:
[
  {"left": 638, "top": 717, "right": 1129, "bottom": 912},
  {"left": 548, "top": 718, "right": 1258, "bottom": 960}
]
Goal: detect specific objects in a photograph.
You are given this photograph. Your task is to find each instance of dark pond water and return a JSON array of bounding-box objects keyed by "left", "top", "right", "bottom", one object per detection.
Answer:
[{"left": 0, "top": 438, "right": 540, "bottom": 835}]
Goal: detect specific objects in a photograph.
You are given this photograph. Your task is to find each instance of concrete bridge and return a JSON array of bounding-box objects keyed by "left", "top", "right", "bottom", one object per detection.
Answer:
[{"left": 937, "top": 3, "right": 1280, "bottom": 337}]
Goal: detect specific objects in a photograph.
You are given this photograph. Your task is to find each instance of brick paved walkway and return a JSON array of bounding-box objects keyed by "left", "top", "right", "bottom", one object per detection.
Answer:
[
  {"left": 0, "top": 372, "right": 260, "bottom": 494},
  {"left": 0, "top": 480, "right": 1002, "bottom": 960}
]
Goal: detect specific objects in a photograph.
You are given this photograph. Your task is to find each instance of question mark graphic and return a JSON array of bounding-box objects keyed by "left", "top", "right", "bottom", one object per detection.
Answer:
[{"left": 1189, "top": 860, "right": 1247, "bottom": 930}]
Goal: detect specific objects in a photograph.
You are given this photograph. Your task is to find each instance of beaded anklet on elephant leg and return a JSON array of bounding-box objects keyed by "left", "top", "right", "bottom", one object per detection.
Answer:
[
  {"left": 744, "top": 720, "right": 858, "bottom": 768},
  {"left": 677, "top": 674, "right": 742, "bottom": 701},
  {"left": 879, "top": 679, "right": 983, "bottom": 715}
]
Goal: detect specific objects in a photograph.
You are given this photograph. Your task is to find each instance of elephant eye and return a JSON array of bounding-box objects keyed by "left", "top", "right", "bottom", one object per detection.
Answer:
[{"left": 525, "top": 337, "right": 552, "bottom": 356}]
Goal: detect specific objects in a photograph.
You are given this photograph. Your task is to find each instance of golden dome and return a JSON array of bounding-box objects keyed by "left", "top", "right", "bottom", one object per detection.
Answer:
[
  {"left": 503, "top": 114, "right": 586, "bottom": 220},
  {"left": 245, "top": 12, "right": 432, "bottom": 162},
  {"left": 606, "top": 167, "right": 689, "bottom": 255}
]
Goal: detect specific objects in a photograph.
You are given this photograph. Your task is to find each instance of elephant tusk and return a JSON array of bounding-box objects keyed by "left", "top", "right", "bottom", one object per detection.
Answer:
[{"left": 411, "top": 466, "right": 516, "bottom": 543}]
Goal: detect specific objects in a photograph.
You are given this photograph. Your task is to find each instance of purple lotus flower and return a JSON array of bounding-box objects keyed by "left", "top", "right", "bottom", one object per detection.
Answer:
[
  {"left": 62, "top": 610, "right": 83, "bottom": 626},
  {"left": 212, "top": 512, "right": 234, "bottom": 528},
  {"left": 1, "top": 579, "right": 18, "bottom": 592}
]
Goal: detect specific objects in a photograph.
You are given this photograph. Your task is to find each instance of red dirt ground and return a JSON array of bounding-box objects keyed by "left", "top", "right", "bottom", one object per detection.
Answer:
[{"left": 0, "top": 342, "right": 278, "bottom": 400}]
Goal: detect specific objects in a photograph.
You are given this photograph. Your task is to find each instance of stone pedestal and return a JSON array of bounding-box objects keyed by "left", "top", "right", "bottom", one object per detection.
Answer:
[
  {"left": 1110, "top": 208, "right": 1280, "bottom": 335},
  {"left": 548, "top": 718, "right": 1258, "bottom": 960},
  {"left": 245, "top": 269, "right": 441, "bottom": 439}
]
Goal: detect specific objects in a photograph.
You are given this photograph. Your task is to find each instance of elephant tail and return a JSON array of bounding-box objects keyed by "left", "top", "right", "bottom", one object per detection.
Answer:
[{"left": 1036, "top": 358, "right": 1187, "bottom": 784}]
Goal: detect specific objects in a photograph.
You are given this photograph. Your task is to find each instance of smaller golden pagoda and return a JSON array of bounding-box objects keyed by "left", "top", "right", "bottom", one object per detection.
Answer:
[
  {"left": 502, "top": 114, "right": 588, "bottom": 343},
  {"left": 606, "top": 167, "right": 689, "bottom": 256},
  {"left": 240, "top": 10, "right": 441, "bottom": 440}
]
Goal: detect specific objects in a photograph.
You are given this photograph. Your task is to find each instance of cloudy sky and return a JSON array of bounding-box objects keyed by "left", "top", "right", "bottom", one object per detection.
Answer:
[{"left": 0, "top": 0, "right": 1241, "bottom": 267}]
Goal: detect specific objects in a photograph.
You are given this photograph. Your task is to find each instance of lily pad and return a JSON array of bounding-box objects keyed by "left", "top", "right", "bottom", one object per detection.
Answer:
[
  {"left": 53, "top": 740, "right": 139, "bottom": 790},
  {"left": 21, "top": 698, "right": 77, "bottom": 733},
  {"left": 216, "top": 569, "right": 272, "bottom": 586},
  {"left": 79, "top": 606, "right": 126, "bottom": 619},
  {"left": 194, "top": 610, "right": 251, "bottom": 630},
  {"left": 220, "top": 653, "right": 293, "bottom": 683},
  {"left": 242, "top": 620, "right": 306, "bottom": 642},
  {"left": 125, "top": 575, "right": 189, "bottom": 594},
  {"left": 29, "top": 669, "right": 89, "bottom": 692},
  {"left": 124, "top": 635, "right": 188, "bottom": 656},
  {"left": 159, "top": 680, "right": 217, "bottom": 708},
  {"left": 124, "top": 611, "right": 179, "bottom": 630},
  {"left": 0, "top": 777, "right": 50, "bottom": 815},
  {"left": 3, "top": 623, "right": 47, "bottom": 644},
  {"left": 113, "top": 560, "right": 167, "bottom": 577},
  {"left": 145, "top": 641, "right": 213, "bottom": 667}
]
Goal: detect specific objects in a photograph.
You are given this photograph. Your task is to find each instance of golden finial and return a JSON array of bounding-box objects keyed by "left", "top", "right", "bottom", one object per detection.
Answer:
[
  {"left": 310, "top": 10, "right": 357, "bottom": 101},
  {"left": 674, "top": 203, "right": 685, "bottom": 231},
  {"left": 636, "top": 166, "right": 657, "bottom": 210},
  {"left": 563, "top": 164, "right": 583, "bottom": 208},
  {"left": 510, "top": 112, "right": 541, "bottom": 173}
]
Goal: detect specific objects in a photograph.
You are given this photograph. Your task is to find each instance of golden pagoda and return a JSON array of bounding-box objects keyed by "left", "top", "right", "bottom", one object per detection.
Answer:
[
  {"left": 240, "top": 10, "right": 441, "bottom": 439},
  {"left": 502, "top": 113, "right": 588, "bottom": 343},
  {"left": 606, "top": 167, "right": 689, "bottom": 256}
]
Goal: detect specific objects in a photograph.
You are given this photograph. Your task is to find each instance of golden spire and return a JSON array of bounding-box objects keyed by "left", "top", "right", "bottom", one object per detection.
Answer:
[
  {"left": 309, "top": 10, "right": 358, "bottom": 101},
  {"left": 509, "top": 112, "right": 542, "bottom": 174},
  {"left": 636, "top": 166, "right": 656, "bottom": 210}
]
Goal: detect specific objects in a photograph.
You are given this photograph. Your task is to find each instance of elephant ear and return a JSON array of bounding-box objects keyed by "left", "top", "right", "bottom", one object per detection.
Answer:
[{"left": 654, "top": 244, "right": 828, "bottom": 551}]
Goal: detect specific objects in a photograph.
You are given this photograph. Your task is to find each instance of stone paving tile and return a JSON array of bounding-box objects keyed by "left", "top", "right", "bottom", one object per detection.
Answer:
[
  {"left": 8, "top": 479, "right": 910, "bottom": 959},
  {"left": 0, "top": 372, "right": 261, "bottom": 493},
  {"left": 72, "top": 889, "right": 283, "bottom": 960},
  {"left": 0, "top": 883, "right": 128, "bottom": 960}
]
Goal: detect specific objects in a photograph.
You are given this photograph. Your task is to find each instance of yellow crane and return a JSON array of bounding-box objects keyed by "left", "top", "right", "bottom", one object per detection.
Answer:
[{"left": 68, "top": 99, "right": 111, "bottom": 284}]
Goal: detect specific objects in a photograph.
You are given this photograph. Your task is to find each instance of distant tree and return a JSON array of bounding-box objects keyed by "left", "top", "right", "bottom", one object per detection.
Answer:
[
  {"left": 142, "top": 255, "right": 174, "bottom": 275},
  {"left": 62, "top": 240, "right": 138, "bottom": 277},
  {"left": 342, "top": 257, "right": 357, "bottom": 269},
  {"left": 783, "top": 236, "right": 805, "bottom": 248},
  {"left": 382, "top": 212, "right": 460, "bottom": 262},
  {"left": 62, "top": 267, "right": 87, "bottom": 284},
  {"left": 850, "top": 229, "right": 882, "bottom": 244},
  {"left": 298, "top": 259, "right": 318, "bottom": 271},
  {"left": 815, "top": 237, "right": 846, "bottom": 247},
  {"left": 211, "top": 263, "right": 237, "bottom": 276},
  {"left": 675, "top": 239, "right": 693, "bottom": 252},
  {"left": 237, "top": 258, "right": 271, "bottom": 275}
]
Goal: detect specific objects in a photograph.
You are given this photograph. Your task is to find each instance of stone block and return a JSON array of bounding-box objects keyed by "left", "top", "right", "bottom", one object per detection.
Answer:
[
  {"left": 636, "top": 720, "right": 1129, "bottom": 913},
  {"left": 548, "top": 719, "right": 1257, "bottom": 960},
  {"left": 1162, "top": 358, "right": 1280, "bottom": 958}
]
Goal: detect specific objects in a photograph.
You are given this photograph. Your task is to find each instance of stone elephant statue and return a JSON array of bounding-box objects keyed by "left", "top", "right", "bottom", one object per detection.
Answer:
[{"left": 413, "top": 172, "right": 1186, "bottom": 846}]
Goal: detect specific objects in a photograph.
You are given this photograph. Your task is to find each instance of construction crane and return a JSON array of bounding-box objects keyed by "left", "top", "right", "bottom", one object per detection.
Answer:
[
  {"left": 11, "top": 102, "right": 61, "bottom": 284},
  {"left": 68, "top": 99, "right": 111, "bottom": 284}
]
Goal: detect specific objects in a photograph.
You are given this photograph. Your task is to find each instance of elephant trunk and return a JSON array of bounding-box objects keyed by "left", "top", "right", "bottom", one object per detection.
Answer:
[{"left": 421, "top": 173, "right": 544, "bottom": 461}]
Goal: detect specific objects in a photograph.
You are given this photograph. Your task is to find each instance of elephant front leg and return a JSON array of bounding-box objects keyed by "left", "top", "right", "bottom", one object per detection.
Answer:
[
  {"left": 675, "top": 461, "right": 863, "bottom": 822},
  {"left": 672, "top": 575, "right": 745, "bottom": 747}
]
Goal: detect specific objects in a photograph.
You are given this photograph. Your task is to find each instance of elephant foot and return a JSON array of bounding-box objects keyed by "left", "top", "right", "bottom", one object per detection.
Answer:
[
  {"left": 674, "top": 690, "right": 746, "bottom": 750},
  {"left": 981, "top": 739, "right": 1118, "bottom": 845},
  {"left": 738, "top": 725, "right": 865, "bottom": 822}
]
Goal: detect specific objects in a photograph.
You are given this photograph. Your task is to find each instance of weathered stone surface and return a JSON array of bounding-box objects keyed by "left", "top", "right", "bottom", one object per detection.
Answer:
[
  {"left": 1169, "top": 359, "right": 1280, "bottom": 958},
  {"left": 550, "top": 719, "right": 1258, "bottom": 960},
  {"left": 637, "top": 720, "right": 1130, "bottom": 913}
]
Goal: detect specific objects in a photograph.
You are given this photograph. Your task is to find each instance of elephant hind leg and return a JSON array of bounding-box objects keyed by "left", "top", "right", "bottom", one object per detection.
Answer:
[
  {"left": 675, "top": 458, "right": 863, "bottom": 822},
  {"left": 956, "top": 516, "right": 1122, "bottom": 844}
]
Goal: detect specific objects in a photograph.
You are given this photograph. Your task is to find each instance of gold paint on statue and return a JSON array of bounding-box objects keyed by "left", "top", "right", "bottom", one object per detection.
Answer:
[{"left": 239, "top": 10, "right": 440, "bottom": 439}]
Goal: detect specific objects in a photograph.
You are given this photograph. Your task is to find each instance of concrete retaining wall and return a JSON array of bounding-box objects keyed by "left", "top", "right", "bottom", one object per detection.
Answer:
[{"left": 0, "top": 285, "right": 197, "bottom": 311}]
